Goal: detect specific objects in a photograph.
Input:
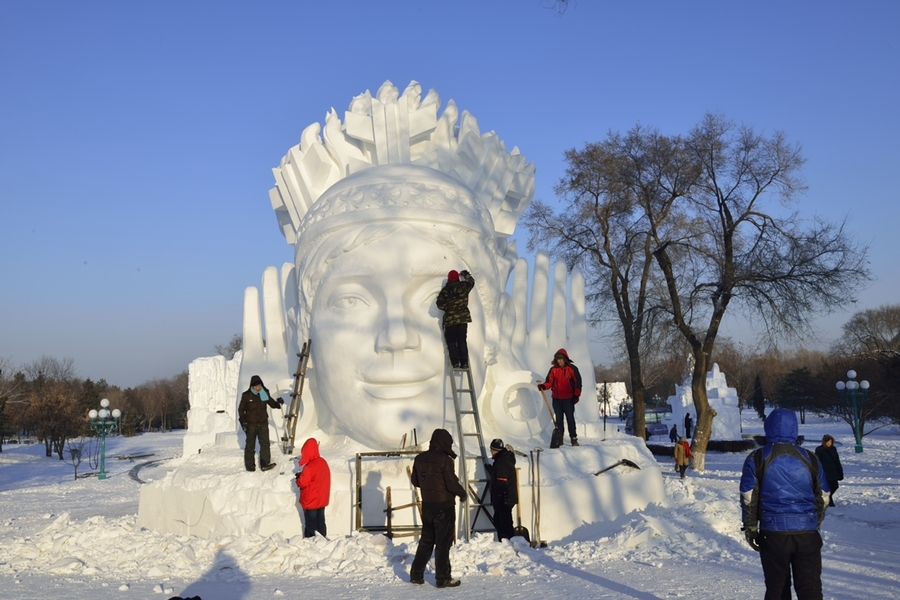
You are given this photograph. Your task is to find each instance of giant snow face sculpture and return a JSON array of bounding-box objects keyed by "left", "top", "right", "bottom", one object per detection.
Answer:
[
  {"left": 296, "top": 166, "right": 495, "bottom": 448},
  {"left": 233, "top": 81, "right": 597, "bottom": 451}
]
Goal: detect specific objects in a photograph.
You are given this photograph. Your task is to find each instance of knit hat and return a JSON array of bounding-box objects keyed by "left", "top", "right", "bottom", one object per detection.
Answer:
[
  {"left": 490, "top": 438, "right": 504, "bottom": 451},
  {"left": 447, "top": 270, "right": 460, "bottom": 282}
]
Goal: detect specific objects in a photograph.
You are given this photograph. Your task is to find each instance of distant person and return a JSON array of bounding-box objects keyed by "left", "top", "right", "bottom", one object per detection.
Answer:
[
  {"left": 410, "top": 429, "right": 467, "bottom": 588},
  {"left": 684, "top": 412, "right": 693, "bottom": 439},
  {"left": 486, "top": 438, "right": 517, "bottom": 541},
  {"left": 436, "top": 269, "right": 475, "bottom": 369},
  {"left": 295, "top": 437, "right": 330, "bottom": 538},
  {"left": 674, "top": 437, "right": 692, "bottom": 479},
  {"left": 238, "top": 375, "right": 283, "bottom": 472},
  {"left": 537, "top": 348, "right": 582, "bottom": 446},
  {"left": 669, "top": 424, "right": 679, "bottom": 444},
  {"left": 815, "top": 434, "right": 844, "bottom": 507},
  {"left": 740, "top": 408, "right": 829, "bottom": 600}
]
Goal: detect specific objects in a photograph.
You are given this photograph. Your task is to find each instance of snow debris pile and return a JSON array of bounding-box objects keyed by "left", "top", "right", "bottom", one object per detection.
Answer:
[{"left": 1, "top": 512, "right": 546, "bottom": 584}]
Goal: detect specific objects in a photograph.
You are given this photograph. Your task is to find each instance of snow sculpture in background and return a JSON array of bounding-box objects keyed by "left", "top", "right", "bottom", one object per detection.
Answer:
[
  {"left": 665, "top": 362, "right": 742, "bottom": 440},
  {"left": 237, "top": 81, "right": 597, "bottom": 450}
]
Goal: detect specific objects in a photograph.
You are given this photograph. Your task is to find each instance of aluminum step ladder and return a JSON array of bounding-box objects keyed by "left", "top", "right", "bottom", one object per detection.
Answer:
[
  {"left": 280, "top": 339, "right": 311, "bottom": 455},
  {"left": 448, "top": 365, "right": 494, "bottom": 540}
]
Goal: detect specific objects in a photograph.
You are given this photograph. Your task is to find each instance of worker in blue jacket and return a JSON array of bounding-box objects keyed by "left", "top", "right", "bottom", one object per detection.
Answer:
[{"left": 740, "top": 408, "right": 830, "bottom": 600}]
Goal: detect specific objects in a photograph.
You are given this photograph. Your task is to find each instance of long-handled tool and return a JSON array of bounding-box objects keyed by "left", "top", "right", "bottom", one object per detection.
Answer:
[
  {"left": 538, "top": 388, "right": 562, "bottom": 449},
  {"left": 593, "top": 458, "right": 641, "bottom": 476},
  {"left": 512, "top": 466, "right": 530, "bottom": 542}
]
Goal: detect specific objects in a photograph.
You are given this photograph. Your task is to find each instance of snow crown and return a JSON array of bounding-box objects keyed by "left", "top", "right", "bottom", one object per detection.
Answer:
[{"left": 269, "top": 81, "right": 535, "bottom": 245}]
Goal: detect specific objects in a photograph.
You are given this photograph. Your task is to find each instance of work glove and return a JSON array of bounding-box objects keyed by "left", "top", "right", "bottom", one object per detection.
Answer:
[
  {"left": 742, "top": 526, "right": 760, "bottom": 552},
  {"left": 460, "top": 270, "right": 470, "bottom": 278},
  {"left": 277, "top": 398, "right": 285, "bottom": 406}
]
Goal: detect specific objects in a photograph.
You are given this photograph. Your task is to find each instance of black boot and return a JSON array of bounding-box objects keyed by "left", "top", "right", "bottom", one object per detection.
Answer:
[{"left": 436, "top": 578, "right": 461, "bottom": 588}]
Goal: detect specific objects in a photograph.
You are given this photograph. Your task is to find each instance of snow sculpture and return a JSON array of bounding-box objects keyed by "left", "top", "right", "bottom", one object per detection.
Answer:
[
  {"left": 138, "top": 82, "right": 665, "bottom": 543},
  {"left": 182, "top": 352, "right": 241, "bottom": 456},
  {"left": 665, "top": 362, "right": 742, "bottom": 440},
  {"left": 238, "top": 80, "right": 599, "bottom": 450}
]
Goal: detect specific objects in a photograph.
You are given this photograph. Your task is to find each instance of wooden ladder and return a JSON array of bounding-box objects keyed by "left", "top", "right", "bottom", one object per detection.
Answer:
[{"left": 280, "top": 339, "right": 311, "bottom": 455}]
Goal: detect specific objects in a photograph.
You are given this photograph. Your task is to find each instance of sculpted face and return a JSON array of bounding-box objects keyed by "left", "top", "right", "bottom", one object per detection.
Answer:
[{"left": 308, "top": 225, "right": 486, "bottom": 448}]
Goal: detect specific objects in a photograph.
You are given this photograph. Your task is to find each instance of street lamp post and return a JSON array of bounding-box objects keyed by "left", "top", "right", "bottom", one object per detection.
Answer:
[
  {"left": 835, "top": 370, "right": 869, "bottom": 454},
  {"left": 88, "top": 398, "right": 121, "bottom": 480}
]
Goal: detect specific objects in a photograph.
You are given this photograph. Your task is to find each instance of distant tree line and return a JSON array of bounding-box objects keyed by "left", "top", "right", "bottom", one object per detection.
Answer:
[
  {"left": 594, "top": 304, "right": 900, "bottom": 438},
  {"left": 0, "top": 356, "right": 188, "bottom": 458}
]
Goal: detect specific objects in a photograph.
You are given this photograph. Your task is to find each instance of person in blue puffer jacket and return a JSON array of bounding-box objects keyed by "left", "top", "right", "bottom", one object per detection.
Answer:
[{"left": 740, "top": 408, "right": 830, "bottom": 600}]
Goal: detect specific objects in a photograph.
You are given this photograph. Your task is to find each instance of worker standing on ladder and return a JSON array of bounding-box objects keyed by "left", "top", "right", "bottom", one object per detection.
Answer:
[
  {"left": 409, "top": 429, "right": 466, "bottom": 588},
  {"left": 436, "top": 269, "right": 475, "bottom": 369}
]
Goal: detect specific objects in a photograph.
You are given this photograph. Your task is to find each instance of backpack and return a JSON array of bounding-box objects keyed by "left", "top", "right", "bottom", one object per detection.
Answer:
[{"left": 751, "top": 444, "right": 824, "bottom": 524}]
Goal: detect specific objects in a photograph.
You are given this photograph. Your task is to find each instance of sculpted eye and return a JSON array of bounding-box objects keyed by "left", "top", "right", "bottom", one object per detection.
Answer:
[{"left": 333, "top": 294, "right": 369, "bottom": 309}]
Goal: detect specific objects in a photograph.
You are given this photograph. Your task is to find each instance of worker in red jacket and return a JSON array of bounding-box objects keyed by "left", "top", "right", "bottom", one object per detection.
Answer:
[
  {"left": 295, "top": 437, "right": 331, "bottom": 538},
  {"left": 538, "top": 348, "right": 582, "bottom": 446}
]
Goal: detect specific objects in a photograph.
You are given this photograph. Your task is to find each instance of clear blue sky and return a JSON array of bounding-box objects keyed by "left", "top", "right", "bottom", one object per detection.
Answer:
[{"left": 1, "top": 1, "right": 898, "bottom": 387}]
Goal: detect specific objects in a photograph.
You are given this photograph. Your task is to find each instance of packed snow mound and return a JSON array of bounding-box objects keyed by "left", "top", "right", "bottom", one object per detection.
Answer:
[
  {"left": 3, "top": 511, "right": 550, "bottom": 583},
  {"left": 137, "top": 433, "right": 666, "bottom": 543}
]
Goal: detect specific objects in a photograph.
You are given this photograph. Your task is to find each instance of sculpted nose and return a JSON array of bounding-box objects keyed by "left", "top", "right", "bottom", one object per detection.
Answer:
[{"left": 375, "top": 303, "right": 420, "bottom": 352}]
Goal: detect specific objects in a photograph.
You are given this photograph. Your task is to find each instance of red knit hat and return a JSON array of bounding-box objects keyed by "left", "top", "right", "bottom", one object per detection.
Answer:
[{"left": 447, "top": 270, "right": 460, "bottom": 282}]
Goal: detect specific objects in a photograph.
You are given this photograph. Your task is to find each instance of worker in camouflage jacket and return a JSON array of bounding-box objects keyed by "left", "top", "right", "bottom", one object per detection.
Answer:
[{"left": 436, "top": 269, "right": 475, "bottom": 369}]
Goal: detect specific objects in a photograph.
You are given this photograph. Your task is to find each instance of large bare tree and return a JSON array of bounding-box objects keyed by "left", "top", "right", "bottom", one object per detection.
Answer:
[
  {"left": 648, "top": 115, "right": 868, "bottom": 469},
  {"left": 525, "top": 127, "right": 696, "bottom": 439}
]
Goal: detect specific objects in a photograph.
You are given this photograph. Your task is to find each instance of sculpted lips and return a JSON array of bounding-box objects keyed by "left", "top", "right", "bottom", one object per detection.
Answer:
[{"left": 360, "top": 369, "right": 438, "bottom": 400}]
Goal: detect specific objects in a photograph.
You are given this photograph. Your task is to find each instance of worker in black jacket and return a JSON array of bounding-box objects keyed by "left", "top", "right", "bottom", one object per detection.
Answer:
[
  {"left": 409, "top": 428, "right": 466, "bottom": 588},
  {"left": 487, "top": 438, "right": 517, "bottom": 541},
  {"left": 237, "top": 375, "right": 283, "bottom": 472}
]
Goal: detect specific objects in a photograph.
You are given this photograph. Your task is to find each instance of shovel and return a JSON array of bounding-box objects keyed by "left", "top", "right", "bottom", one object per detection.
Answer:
[
  {"left": 512, "top": 466, "right": 530, "bottom": 542},
  {"left": 538, "top": 387, "right": 562, "bottom": 449},
  {"left": 593, "top": 458, "right": 641, "bottom": 476}
]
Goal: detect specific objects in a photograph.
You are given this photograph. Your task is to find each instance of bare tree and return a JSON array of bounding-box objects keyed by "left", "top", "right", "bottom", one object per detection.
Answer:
[
  {"left": 0, "top": 361, "right": 27, "bottom": 452},
  {"left": 22, "top": 356, "right": 75, "bottom": 383},
  {"left": 834, "top": 304, "right": 900, "bottom": 359},
  {"left": 215, "top": 334, "right": 243, "bottom": 360},
  {"left": 648, "top": 115, "right": 869, "bottom": 469},
  {"left": 25, "top": 380, "right": 82, "bottom": 459},
  {"left": 525, "top": 127, "right": 695, "bottom": 440}
]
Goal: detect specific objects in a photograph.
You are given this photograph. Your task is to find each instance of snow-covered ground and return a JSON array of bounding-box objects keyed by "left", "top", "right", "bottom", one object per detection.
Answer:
[{"left": 1, "top": 415, "right": 898, "bottom": 599}]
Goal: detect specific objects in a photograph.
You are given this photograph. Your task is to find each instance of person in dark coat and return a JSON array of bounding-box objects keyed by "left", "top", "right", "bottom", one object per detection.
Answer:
[
  {"left": 669, "top": 424, "right": 679, "bottom": 443},
  {"left": 537, "top": 348, "right": 582, "bottom": 446},
  {"left": 486, "top": 438, "right": 518, "bottom": 541},
  {"left": 237, "top": 375, "right": 283, "bottom": 472},
  {"left": 436, "top": 269, "right": 475, "bottom": 368},
  {"left": 740, "top": 408, "right": 830, "bottom": 600},
  {"left": 684, "top": 412, "right": 693, "bottom": 440},
  {"left": 295, "top": 437, "right": 331, "bottom": 538},
  {"left": 409, "top": 428, "right": 467, "bottom": 588},
  {"left": 815, "top": 434, "right": 844, "bottom": 507}
]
